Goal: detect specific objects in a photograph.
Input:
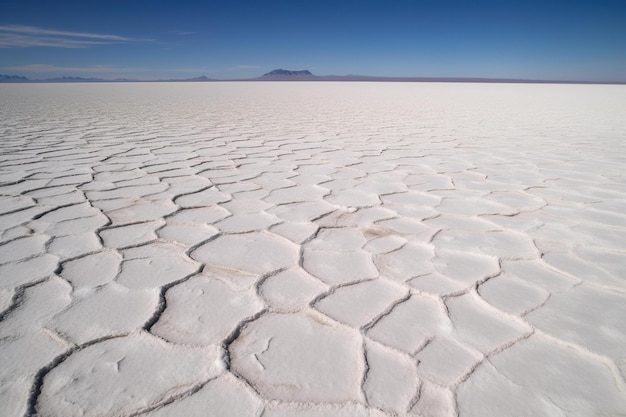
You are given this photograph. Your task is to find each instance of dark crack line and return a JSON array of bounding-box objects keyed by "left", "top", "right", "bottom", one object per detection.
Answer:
[
  {"left": 221, "top": 308, "right": 269, "bottom": 371},
  {"left": 142, "top": 266, "right": 203, "bottom": 332},
  {"left": 24, "top": 334, "right": 128, "bottom": 417}
]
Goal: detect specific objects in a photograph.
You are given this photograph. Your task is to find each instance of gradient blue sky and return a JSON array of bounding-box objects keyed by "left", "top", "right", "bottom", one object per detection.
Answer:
[{"left": 1, "top": 0, "right": 625, "bottom": 81}]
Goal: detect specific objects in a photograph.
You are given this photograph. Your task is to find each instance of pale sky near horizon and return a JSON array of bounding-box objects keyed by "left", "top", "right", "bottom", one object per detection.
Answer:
[{"left": 1, "top": 0, "right": 625, "bottom": 81}]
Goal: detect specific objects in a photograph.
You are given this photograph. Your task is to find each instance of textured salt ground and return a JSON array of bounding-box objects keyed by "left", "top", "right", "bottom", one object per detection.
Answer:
[{"left": 0, "top": 82, "right": 625, "bottom": 417}]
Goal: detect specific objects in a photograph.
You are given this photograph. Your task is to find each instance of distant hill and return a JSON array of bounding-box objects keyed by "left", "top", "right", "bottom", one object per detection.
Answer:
[
  {"left": 44, "top": 76, "right": 106, "bottom": 83},
  {"left": 0, "top": 74, "right": 29, "bottom": 82},
  {"left": 0, "top": 75, "right": 214, "bottom": 83},
  {"left": 257, "top": 69, "right": 317, "bottom": 80},
  {"left": 263, "top": 69, "right": 313, "bottom": 76},
  {"left": 186, "top": 75, "right": 212, "bottom": 81},
  {"left": 1, "top": 71, "right": 622, "bottom": 85}
]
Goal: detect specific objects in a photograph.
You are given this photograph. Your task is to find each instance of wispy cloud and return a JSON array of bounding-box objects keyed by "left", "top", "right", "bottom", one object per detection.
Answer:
[
  {"left": 0, "top": 25, "right": 147, "bottom": 48},
  {"left": 235, "top": 65, "right": 261, "bottom": 69},
  {"left": 2, "top": 64, "right": 143, "bottom": 73}
]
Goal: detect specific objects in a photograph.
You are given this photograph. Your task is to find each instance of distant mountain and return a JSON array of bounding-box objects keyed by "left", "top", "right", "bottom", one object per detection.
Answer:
[
  {"left": 263, "top": 69, "right": 313, "bottom": 76},
  {"left": 44, "top": 76, "right": 106, "bottom": 82},
  {"left": 0, "top": 74, "right": 216, "bottom": 83},
  {"left": 0, "top": 74, "right": 29, "bottom": 82},
  {"left": 257, "top": 69, "right": 316, "bottom": 80},
  {"left": 1, "top": 71, "right": 621, "bottom": 85},
  {"left": 186, "top": 75, "right": 212, "bottom": 81}
]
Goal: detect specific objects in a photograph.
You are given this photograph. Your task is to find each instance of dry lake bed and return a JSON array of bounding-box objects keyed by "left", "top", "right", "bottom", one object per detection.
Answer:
[{"left": 1, "top": 82, "right": 625, "bottom": 416}]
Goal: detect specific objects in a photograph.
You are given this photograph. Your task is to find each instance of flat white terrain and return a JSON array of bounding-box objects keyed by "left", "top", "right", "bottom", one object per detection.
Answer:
[{"left": 1, "top": 82, "right": 625, "bottom": 417}]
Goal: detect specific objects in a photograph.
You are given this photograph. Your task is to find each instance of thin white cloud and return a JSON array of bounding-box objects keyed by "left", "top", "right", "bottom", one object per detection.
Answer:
[
  {"left": 0, "top": 25, "right": 147, "bottom": 48},
  {"left": 0, "top": 25, "right": 132, "bottom": 40},
  {"left": 2, "top": 64, "right": 142, "bottom": 73},
  {"left": 235, "top": 65, "right": 261, "bottom": 69}
]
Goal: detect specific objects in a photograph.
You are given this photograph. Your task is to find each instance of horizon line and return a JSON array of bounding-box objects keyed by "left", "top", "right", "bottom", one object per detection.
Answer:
[{"left": 2, "top": 72, "right": 626, "bottom": 85}]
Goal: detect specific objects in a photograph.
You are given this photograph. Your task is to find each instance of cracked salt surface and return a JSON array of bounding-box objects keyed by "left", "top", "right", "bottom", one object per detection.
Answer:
[{"left": 1, "top": 82, "right": 625, "bottom": 416}]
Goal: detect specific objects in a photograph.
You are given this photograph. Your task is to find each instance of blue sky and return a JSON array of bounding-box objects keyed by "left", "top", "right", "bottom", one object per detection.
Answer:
[{"left": 1, "top": 0, "right": 625, "bottom": 81}]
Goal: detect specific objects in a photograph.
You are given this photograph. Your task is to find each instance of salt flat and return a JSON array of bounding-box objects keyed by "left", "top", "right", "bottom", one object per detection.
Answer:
[{"left": 1, "top": 82, "right": 625, "bottom": 417}]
